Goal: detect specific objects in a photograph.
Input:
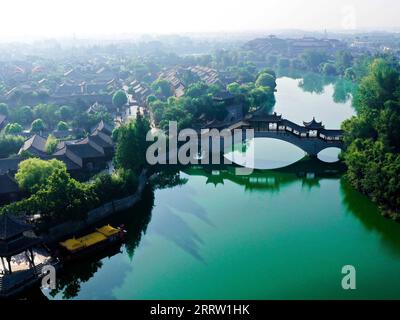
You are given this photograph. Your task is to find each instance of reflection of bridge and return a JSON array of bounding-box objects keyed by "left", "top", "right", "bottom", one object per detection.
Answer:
[
  {"left": 183, "top": 157, "right": 345, "bottom": 191},
  {"left": 205, "top": 111, "right": 343, "bottom": 156}
]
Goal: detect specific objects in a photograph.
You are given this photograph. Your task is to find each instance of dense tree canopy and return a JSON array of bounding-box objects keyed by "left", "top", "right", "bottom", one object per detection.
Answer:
[
  {"left": 56, "top": 121, "right": 69, "bottom": 131},
  {"left": 15, "top": 158, "right": 66, "bottom": 193},
  {"left": 112, "top": 90, "right": 128, "bottom": 109},
  {"left": 4, "top": 122, "right": 23, "bottom": 134},
  {"left": 341, "top": 57, "right": 400, "bottom": 217},
  {"left": 151, "top": 79, "right": 173, "bottom": 99},
  {"left": 31, "top": 118, "right": 46, "bottom": 133},
  {"left": 0, "top": 134, "right": 24, "bottom": 158},
  {"left": 113, "top": 112, "right": 151, "bottom": 173},
  {"left": 301, "top": 50, "right": 329, "bottom": 72}
]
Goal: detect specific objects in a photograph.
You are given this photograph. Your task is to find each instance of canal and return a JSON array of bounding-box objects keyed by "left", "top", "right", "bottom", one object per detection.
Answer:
[{"left": 45, "top": 74, "right": 400, "bottom": 300}]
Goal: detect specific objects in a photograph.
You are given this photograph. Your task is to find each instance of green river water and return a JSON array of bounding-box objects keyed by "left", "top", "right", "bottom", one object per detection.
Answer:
[{"left": 45, "top": 75, "right": 400, "bottom": 300}]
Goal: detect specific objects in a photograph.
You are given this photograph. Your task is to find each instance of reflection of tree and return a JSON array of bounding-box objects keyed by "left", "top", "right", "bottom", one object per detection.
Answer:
[
  {"left": 150, "top": 166, "right": 188, "bottom": 190},
  {"left": 48, "top": 186, "right": 155, "bottom": 299},
  {"left": 50, "top": 260, "right": 103, "bottom": 299},
  {"left": 333, "top": 79, "right": 357, "bottom": 103},
  {"left": 340, "top": 178, "right": 400, "bottom": 256},
  {"left": 298, "top": 73, "right": 327, "bottom": 94},
  {"left": 122, "top": 186, "right": 154, "bottom": 259}
]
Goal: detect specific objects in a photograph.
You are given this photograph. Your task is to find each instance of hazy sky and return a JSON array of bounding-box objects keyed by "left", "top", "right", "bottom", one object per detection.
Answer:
[{"left": 1, "top": 0, "right": 399, "bottom": 39}]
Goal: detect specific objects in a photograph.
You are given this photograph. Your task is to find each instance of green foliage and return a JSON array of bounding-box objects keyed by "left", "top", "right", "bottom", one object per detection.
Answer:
[
  {"left": 3, "top": 166, "right": 98, "bottom": 223},
  {"left": 10, "top": 106, "right": 34, "bottom": 125},
  {"left": 322, "top": 63, "right": 337, "bottom": 76},
  {"left": 113, "top": 112, "right": 151, "bottom": 173},
  {"left": 354, "top": 58, "right": 400, "bottom": 111},
  {"left": 56, "top": 121, "right": 69, "bottom": 131},
  {"left": 4, "top": 122, "right": 23, "bottom": 134},
  {"left": 301, "top": 50, "right": 329, "bottom": 72},
  {"left": 148, "top": 81, "right": 235, "bottom": 130},
  {"left": 0, "top": 134, "right": 24, "bottom": 158},
  {"left": 33, "top": 104, "right": 59, "bottom": 128},
  {"left": 45, "top": 135, "right": 58, "bottom": 154},
  {"left": 112, "top": 90, "right": 128, "bottom": 109},
  {"left": 151, "top": 79, "right": 173, "bottom": 99},
  {"left": 31, "top": 118, "right": 46, "bottom": 133},
  {"left": 15, "top": 158, "right": 65, "bottom": 194},
  {"left": 58, "top": 106, "right": 74, "bottom": 121},
  {"left": 335, "top": 51, "right": 354, "bottom": 73},
  {"left": 255, "top": 72, "right": 277, "bottom": 90},
  {"left": 72, "top": 111, "right": 112, "bottom": 132},
  {"left": 342, "top": 57, "right": 400, "bottom": 215}
]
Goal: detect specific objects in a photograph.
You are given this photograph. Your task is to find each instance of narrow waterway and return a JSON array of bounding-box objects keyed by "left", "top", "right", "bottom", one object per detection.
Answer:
[{"left": 45, "top": 75, "right": 400, "bottom": 300}]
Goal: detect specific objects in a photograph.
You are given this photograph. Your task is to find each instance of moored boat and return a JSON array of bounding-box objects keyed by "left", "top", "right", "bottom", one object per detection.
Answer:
[{"left": 56, "top": 225, "right": 126, "bottom": 261}]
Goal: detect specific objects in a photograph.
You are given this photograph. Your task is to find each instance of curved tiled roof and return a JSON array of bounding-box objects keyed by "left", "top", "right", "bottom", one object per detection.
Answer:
[{"left": 0, "top": 215, "right": 32, "bottom": 241}]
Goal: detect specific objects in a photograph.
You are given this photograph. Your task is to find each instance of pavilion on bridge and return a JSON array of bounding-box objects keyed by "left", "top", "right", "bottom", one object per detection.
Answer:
[{"left": 233, "top": 110, "right": 343, "bottom": 141}]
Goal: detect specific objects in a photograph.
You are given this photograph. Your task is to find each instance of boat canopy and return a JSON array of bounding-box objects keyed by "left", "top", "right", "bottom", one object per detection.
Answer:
[
  {"left": 60, "top": 231, "right": 107, "bottom": 252},
  {"left": 96, "top": 225, "right": 119, "bottom": 237},
  {"left": 78, "top": 232, "right": 107, "bottom": 247},
  {"left": 60, "top": 238, "right": 84, "bottom": 251}
]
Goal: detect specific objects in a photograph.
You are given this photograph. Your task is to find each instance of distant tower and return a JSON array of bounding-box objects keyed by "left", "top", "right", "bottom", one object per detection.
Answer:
[{"left": 324, "top": 29, "right": 328, "bottom": 39}]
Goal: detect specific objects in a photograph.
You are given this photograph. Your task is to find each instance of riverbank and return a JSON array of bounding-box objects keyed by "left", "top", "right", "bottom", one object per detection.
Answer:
[{"left": 43, "top": 169, "right": 148, "bottom": 244}]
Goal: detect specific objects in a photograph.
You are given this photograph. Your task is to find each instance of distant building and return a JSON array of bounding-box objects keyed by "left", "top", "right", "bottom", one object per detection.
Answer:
[
  {"left": 244, "top": 36, "right": 347, "bottom": 57},
  {"left": 18, "top": 135, "right": 48, "bottom": 157}
]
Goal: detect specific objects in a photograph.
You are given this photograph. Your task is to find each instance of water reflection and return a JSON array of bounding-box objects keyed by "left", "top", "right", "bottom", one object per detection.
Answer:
[
  {"left": 340, "top": 179, "right": 400, "bottom": 257},
  {"left": 184, "top": 158, "right": 346, "bottom": 193},
  {"left": 277, "top": 68, "right": 357, "bottom": 103}
]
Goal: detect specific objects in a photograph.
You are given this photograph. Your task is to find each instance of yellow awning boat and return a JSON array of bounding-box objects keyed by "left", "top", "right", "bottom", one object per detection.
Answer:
[{"left": 59, "top": 225, "right": 125, "bottom": 254}]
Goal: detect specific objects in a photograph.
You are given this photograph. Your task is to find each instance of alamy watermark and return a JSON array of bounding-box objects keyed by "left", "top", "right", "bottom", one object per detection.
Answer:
[
  {"left": 146, "top": 121, "right": 255, "bottom": 175},
  {"left": 341, "top": 265, "right": 356, "bottom": 290},
  {"left": 41, "top": 265, "right": 56, "bottom": 290}
]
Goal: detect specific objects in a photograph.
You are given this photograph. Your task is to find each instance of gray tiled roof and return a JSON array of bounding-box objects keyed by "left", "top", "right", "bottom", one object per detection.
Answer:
[
  {"left": 0, "top": 174, "right": 19, "bottom": 194},
  {"left": 0, "top": 215, "right": 32, "bottom": 241},
  {"left": 19, "top": 135, "right": 47, "bottom": 156}
]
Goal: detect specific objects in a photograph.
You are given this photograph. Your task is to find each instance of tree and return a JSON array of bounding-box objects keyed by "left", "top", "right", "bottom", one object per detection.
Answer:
[
  {"left": 341, "top": 57, "right": 400, "bottom": 216},
  {"left": 227, "top": 82, "right": 241, "bottom": 95},
  {"left": 0, "top": 135, "right": 24, "bottom": 158},
  {"left": 15, "top": 158, "right": 66, "bottom": 193},
  {"left": 57, "top": 121, "right": 69, "bottom": 131},
  {"left": 301, "top": 50, "right": 328, "bottom": 71},
  {"left": 4, "top": 122, "right": 23, "bottom": 134},
  {"left": 33, "top": 104, "right": 58, "bottom": 127},
  {"left": 45, "top": 135, "right": 58, "bottom": 154},
  {"left": 113, "top": 112, "right": 151, "bottom": 173},
  {"left": 15, "top": 165, "right": 98, "bottom": 222},
  {"left": 112, "top": 90, "right": 128, "bottom": 109},
  {"left": 151, "top": 79, "right": 173, "bottom": 99},
  {"left": 58, "top": 106, "right": 74, "bottom": 121},
  {"left": 255, "top": 72, "right": 277, "bottom": 90},
  {"left": 322, "top": 63, "right": 337, "bottom": 76},
  {"left": 31, "top": 118, "right": 46, "bottom": 133},
  {"left": 250, "top": 86, "right": 275, "bottom": 110},
  {"left": 335, "top": 50, "right": 353, "bottom": 73},
  {"left": 11, "top": 106, "right": 33, "bottom": 125}
]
